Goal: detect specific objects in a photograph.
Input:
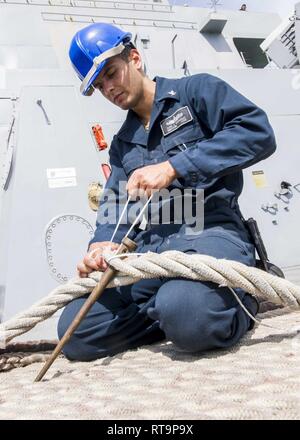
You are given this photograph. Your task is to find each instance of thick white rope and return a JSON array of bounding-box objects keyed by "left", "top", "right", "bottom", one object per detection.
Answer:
[{"left": 1, "top": 251, "right": 300, "bottom": 347}]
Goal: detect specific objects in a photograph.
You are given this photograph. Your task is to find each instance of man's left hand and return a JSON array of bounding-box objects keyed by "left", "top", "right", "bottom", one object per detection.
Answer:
[{"left": 126, "top": 161, "right": 178, "bottom": 197}]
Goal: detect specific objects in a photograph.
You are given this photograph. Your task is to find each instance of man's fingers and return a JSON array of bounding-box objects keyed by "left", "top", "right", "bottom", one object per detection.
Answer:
[
  {"left": 127, "top": 169, "right": 160, "bottom": 198},
  {"left": 127, "top": 182, "right": 141, "bottom": 198},
  {"left": 78, "top": 256, "right": 107, "bottom": 274},
  {"left": 77, "top": 241, "right": 120, "bottom": 277},
  {"left": 95, "top": 255, "right": 108, "bottom": 271},
  {"left": 77, "top": 261, "right": 93, "bottom": 275},
  {"left": 126, "top": 170, "right": 142, "bottom": 194},
  {"left": 83, "top": 254, "right": 100, "bottom": 270},
  {"left": 126, "top": 183, "right": 150, "bottom": 200}
]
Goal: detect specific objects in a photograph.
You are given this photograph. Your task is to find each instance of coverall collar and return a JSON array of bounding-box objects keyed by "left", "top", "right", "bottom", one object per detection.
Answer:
[
  {"left": 153, "top": 76, "right": 181, "bottom": 103},
  {"left": 116, "top": 76, "right": 180, "bottom": 144}
]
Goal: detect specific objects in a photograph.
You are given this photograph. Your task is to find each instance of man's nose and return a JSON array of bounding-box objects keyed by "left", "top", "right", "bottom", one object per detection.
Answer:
[{"left": 104, "top": 80, "right": 114, "bottom": 96}]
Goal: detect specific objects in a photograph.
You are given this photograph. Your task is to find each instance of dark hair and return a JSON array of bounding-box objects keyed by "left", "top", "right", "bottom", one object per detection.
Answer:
[{"left": 120, "top": 41, "right": 136, "bottom": 62}]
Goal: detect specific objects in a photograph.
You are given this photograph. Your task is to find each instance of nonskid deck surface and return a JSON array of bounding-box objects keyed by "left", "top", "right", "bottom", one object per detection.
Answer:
[
  {"left": 0, "top": 308, "right": 300, "bottom": 420},
  {"left": 1, "top": 1, "right": 300, "bottom": 420}
]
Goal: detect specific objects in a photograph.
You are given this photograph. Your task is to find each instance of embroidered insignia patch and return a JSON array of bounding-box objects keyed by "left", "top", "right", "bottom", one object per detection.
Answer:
[{"left": 160, "top": 106, "right": 193, "bottom": 136}]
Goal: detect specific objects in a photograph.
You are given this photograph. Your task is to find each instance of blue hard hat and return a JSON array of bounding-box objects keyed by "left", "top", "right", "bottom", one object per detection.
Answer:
[{"left": 69, "top": 23, "right": 132, "bottom": 96}]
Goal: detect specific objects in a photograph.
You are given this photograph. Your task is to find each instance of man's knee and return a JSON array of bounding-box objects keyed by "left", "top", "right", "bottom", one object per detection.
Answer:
[
  {"left": 57, "top": 332, "right": 96, "bottom": 362},
  {"left": 57, "top": 297, "right": 112, "bottom": 361},
  {"left": 148, "top": 280, "right": 251, "bottom": 353}
]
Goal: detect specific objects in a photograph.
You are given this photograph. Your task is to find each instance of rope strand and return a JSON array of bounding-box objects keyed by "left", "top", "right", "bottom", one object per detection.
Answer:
[{"left": 1, "top": 251, "right": 299, "bottom": 348}]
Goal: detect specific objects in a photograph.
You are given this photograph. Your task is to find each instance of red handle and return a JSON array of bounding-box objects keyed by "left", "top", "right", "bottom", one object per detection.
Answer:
[{"left": 101, "top": 163, "right": 111, "bottom": 181}]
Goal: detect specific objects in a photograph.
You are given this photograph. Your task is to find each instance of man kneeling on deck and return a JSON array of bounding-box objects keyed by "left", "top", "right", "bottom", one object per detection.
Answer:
[{"left": 58, "top": 23, "right": 276, "bottom": 361}]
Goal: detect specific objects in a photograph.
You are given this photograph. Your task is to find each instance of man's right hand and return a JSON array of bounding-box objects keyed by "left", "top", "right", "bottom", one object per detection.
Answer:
[{"left": 77, "top": 241, "right": 119, "bottom": 278}]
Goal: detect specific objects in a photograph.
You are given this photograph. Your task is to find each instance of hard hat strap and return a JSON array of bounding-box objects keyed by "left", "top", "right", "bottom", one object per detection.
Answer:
[{"left": 80, "top": 43, "right": 125, "bottom": 94}]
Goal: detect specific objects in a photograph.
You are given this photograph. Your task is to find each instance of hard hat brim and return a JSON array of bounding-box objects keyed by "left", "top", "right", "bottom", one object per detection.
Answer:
[
  {"left": 80, "top": 37, "right": 131, "bottom": 96},
  {"left": 81, "top": 60, "right": 107, "bottom": 96}
]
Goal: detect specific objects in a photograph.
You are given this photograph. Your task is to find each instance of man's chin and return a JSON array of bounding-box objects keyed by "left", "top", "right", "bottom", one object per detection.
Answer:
[
  {"left": 114, "top": 95, "right": 136, "bottom": 111},
  {"left": 117, "top": 101, "right": 131, "bottom": 111}
]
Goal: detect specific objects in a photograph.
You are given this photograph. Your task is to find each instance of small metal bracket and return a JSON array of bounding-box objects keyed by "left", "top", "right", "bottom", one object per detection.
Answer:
[
  {"left": 261, "top": 203, "right": 278, "bottom": 215},
  {"left": 274, "top": 181, "right": 293, "bottom": 203},
  {"left": 36, "top": 99, "right": 51, "bottom": 125}
]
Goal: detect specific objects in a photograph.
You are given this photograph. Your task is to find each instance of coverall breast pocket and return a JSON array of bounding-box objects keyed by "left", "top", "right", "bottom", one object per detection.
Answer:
[
  {"left": 161, "top": 124, "right": 205, "bottom": 158},
  {"left": 122, "top": 151, "right": 144, "bottom": 177}
]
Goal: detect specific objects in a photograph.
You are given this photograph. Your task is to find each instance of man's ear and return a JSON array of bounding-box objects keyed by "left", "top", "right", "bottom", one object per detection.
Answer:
[{"left": 130, "top": 49, "right": 143, "bottom": 70}]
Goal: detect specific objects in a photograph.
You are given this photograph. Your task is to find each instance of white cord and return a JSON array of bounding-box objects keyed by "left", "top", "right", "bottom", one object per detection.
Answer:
[
  {"left": 110, "top": 195, "right": 132, "bottom": 243},
  {"left": 226, "top": 286, "right": 287, "bottom": 332},
  {"left": 123, "top": 194, "right": 154, "bottom": 242},
  {"left": 111, "top": 194, "right": 154, "bottom": 257},
  {"left": 105, "top": 252, "right": 146, "bottom": 264}
]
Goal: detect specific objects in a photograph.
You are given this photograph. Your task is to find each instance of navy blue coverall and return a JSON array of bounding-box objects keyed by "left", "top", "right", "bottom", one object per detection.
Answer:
[{"left": 58, "top": 74, "right": 276, "bottom": 360}]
